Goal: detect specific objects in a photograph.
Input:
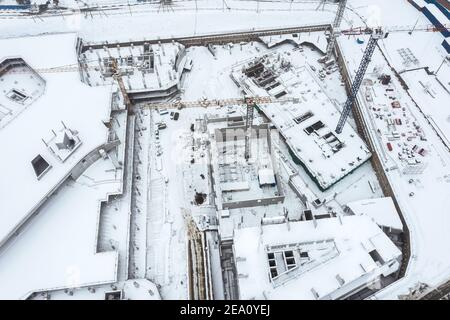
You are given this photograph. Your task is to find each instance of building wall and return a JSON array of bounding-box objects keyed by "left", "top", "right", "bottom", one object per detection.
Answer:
[
  {"left": 214, "top": 123, "right": 286, "bottom": 210},
  {"left": 70, "top": 140, "right": 120, "bottom": 179},
  {"left": 319, "top": 258, "right": 400, "bottom": 300},
  {"left": 287, "top": 176, "right": 308, "bottom": 206},
  {"left": 223, "top": 195, "right": 285, "bottom": 210}
]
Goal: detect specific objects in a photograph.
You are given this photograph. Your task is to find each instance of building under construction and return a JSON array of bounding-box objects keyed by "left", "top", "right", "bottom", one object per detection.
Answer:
[
  {"left": 79, "top": 40, "right": 191, "bottom": 102},
  {"left": 231, "top": 53, "right": 372, "bottom": 190}
]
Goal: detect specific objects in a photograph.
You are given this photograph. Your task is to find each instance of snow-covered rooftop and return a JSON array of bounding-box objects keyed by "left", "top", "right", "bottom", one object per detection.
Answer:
[
  {"left": 0, "top": 158, "right": 121, "bottom": 299},
  {"left": 347, "top": 197, "right": 403, "bottom": 232},
  {"left": 233, "top": 215, "right": 401, "bottom": 300},
  {"left": 30, "top": 279, "right": 161, "bottom": 300},
  {"left": 258, "top": 168, "right": 276, "bottom": 186},
  {"left": 232, "top": 59, "right": 372, "bottom": 190},
  {"left": 0, "top": 33, "right": 113, "bottom": 246},
  {"left": 80, "top": 42, "right": 187, "bottom": 95}
]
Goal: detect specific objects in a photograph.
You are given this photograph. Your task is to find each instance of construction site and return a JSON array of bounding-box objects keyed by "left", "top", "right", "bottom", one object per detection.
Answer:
[{"left": 0, "top": 0, "right": 449, "bottom": 301}]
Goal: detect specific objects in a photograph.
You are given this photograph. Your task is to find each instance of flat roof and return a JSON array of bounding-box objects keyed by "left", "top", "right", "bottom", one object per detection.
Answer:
[
  {"left": 234, "top": 66, "right": 371, "bottom": 190},
  {"left": 0, "top": 33, "right": 113, "bottom": 245},
  {"left": 233, "top": 215, "right": 401, "bottom": 300},
  {"left": 0, "top": 160, "right": 119, "bottom": 299},
  {"left": 347, "top": 197, "right": 403, "bottom": 231},
  {"left": 426, "top": 3, "right": 450, "bottom": 24},
  {"left": 258, "top": 168, "right": 276, "bottom": 185}
]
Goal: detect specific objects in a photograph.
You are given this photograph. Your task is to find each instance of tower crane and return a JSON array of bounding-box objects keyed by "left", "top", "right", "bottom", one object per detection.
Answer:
[
  {"left": 335, "top": 27, "right": 387, "bottom": 134},
  {"left": 317, "top": 0, "right": 449, "bottom": 133},
  {"left": 13, "top": 59, "right": 133, "bottom": 114},
  {"left": 321, "top": 0, "right": 348, "bottom": 62},
  {"left": 110, "top": 57, "right": 133, "bottom": 114},
  {"left": 315, "top": 0, "right": 327, "bottom": 11},
  {"left": 244, "top": 97, "right": 256, "bottom": 160},
  {"left": 334, "top": 24, "right": 449, "bottom": 134},
  {"left": 9, "top": 21, "right": 448, "bottom": 138}
]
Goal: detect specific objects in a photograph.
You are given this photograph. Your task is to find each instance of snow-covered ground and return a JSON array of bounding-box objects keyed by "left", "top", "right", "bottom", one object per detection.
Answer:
[
  {"left": 0, "top": 0, "right": 335, "bottom": 42},
  {"left": 335, "top": 6, "right": 450, "bottom": 298}
]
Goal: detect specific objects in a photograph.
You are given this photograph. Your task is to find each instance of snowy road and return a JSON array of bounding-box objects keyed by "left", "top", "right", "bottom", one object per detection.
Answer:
[{"left": 0, "top": 1, "right": 335, "bottom": 43}]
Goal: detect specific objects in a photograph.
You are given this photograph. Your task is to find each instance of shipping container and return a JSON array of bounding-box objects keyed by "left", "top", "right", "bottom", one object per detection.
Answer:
[{"left": 387, "top": 142, "right": 393, "bottom": 151}]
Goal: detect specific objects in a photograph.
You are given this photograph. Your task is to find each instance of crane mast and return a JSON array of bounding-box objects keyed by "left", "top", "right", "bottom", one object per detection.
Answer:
[
  {"left": 111, "top": 58, "right": 133, "bottom": 114},
  {"left": 335, "top": 28, "right": 388, "bottom": 134},
  {"left": 12, "top": 21, "right": 445, "bottom": 132},
  {"left": 244, "top": 97, "right": 256, "bottom": 160},
  {"left": 323, "top": 0, "right": 348, "bottom": 61}
]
